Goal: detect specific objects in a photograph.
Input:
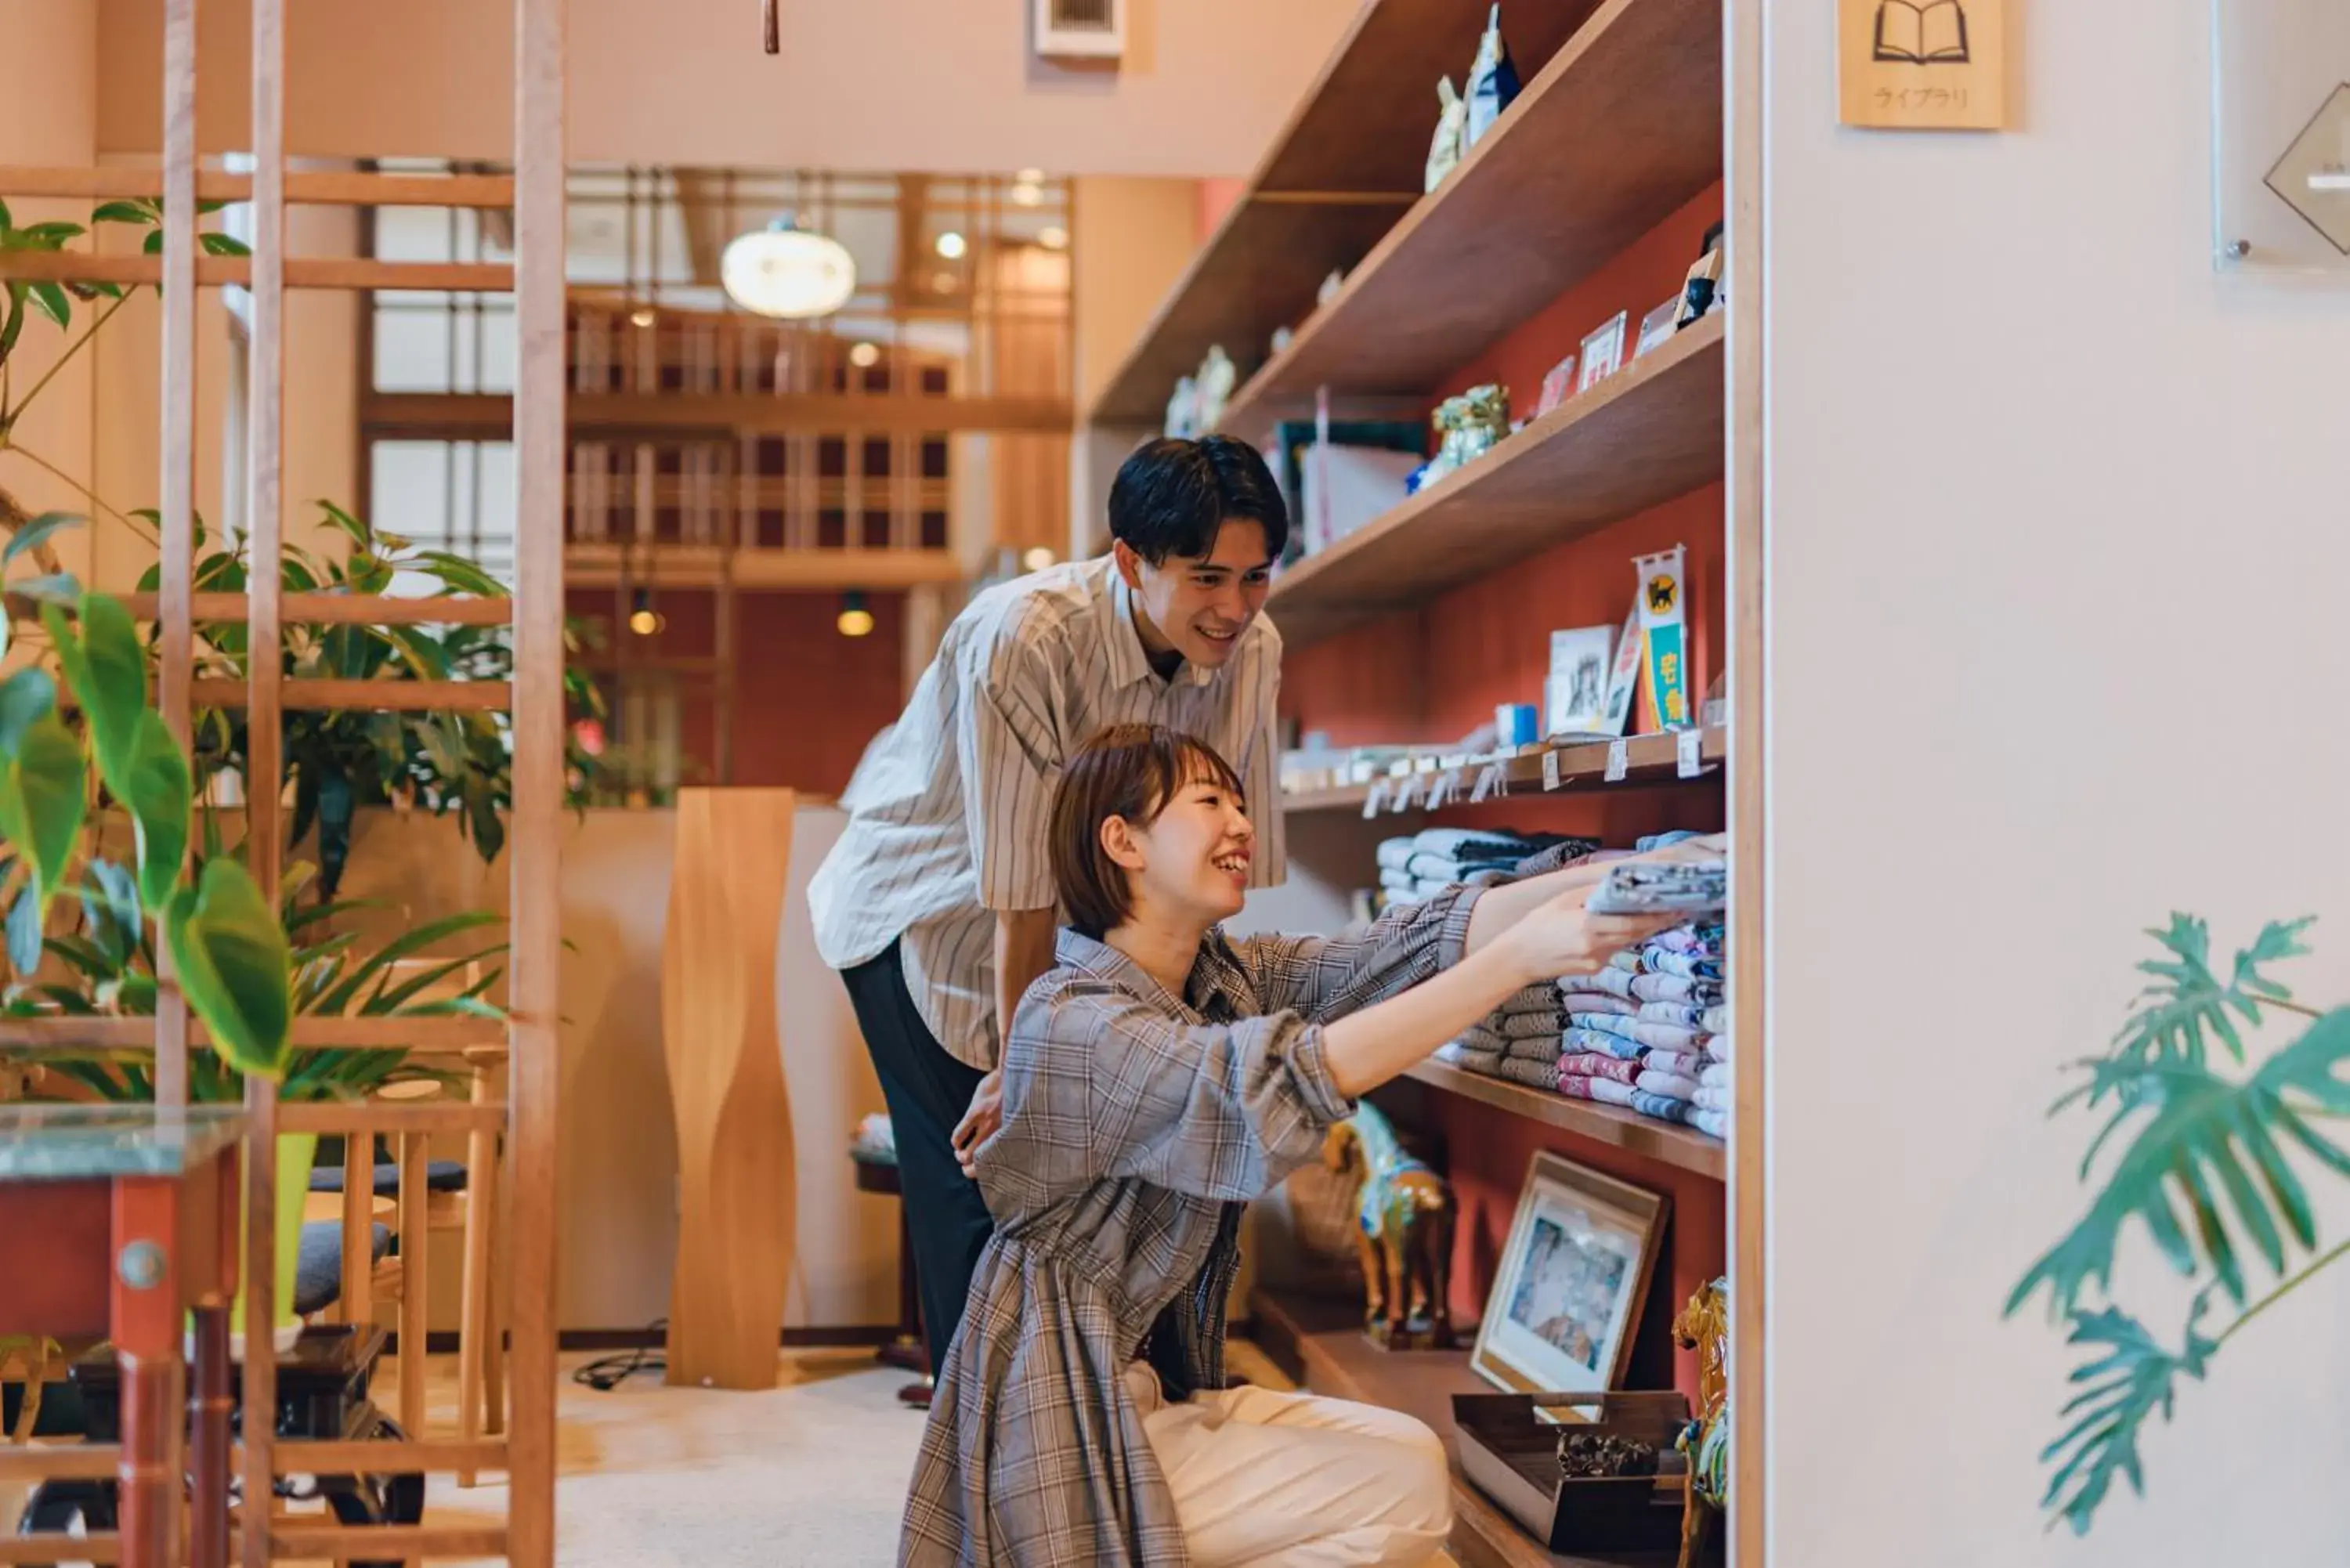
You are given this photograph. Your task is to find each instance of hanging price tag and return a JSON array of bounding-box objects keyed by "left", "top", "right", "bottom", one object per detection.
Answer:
[
  {"left": 1605, "top": 740, "right": 1629, "bottom": 783},
  {"left": 1470, "top": 762, "right": 1505, "bottom": 804},
  {"left": 1390, "top": 774, "right": 1423, "bottom": 814},
  {"left": 1361, "top": 780, "right": 1389, "bottom": 820},
  {"left": 1542, "top": 750, "right": 1562, "bottom": 792},
  {"left": 1677, "top": 729, "right": 1705, "bottom": 779}
]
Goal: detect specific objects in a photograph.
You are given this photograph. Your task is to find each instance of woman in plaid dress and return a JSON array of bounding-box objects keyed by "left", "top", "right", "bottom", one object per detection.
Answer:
[{"left": 901, "top": 724, "right": 1685, "bottom": 1566}]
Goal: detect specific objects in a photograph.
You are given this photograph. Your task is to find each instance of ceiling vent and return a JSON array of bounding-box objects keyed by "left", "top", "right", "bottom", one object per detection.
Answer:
[{"left": 1034, "top": 0, "right": 1124, "bottom": 61}]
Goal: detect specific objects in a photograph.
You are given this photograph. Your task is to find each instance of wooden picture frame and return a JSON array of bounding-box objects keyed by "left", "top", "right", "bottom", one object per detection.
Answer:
[{"left": 1472, "top": 1152, "right": 1668, "bottom": 1398}]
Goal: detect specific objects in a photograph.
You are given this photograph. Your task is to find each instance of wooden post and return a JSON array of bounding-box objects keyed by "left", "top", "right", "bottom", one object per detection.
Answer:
[{"left": 507, "top": 0, "right": 567, "bottom": 1556}]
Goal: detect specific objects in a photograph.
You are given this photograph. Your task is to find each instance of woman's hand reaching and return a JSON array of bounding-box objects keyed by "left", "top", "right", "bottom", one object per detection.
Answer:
[{"left": 1498, "top": 885, "right": 1683, "bottom": 987}]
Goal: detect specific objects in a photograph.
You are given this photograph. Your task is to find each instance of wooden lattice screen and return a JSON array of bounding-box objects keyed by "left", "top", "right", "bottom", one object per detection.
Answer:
[{"left": 0, "top": 0, "right": 566, "bottom": 1563}]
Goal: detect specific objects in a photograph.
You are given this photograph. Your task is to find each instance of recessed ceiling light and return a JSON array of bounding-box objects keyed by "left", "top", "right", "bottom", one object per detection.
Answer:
[
  {"left": 1038, "top": 225, "right": 1069, "bottom": 251},
  {"left": 837, "top": 590, "right": 875, "bottom": 638},
  {"left": 629, "top": 305, "right": 656, "bottom": 328},
  {"left": 1010, "top": 181, "right": 1042, "bottom": 208},
  {"left": 935, "top": 231, "right": 968, "bottom": 260},
  {"left": 1022, "top": 547, "right": 1055, "bottom": 572},
  {"left": 848, "top": 341, "right": 880, "bottom": 368}
]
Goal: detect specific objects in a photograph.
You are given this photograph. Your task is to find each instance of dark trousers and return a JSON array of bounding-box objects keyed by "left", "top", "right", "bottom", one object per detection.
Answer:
[{"left": 841, "top": 941, "right": 993, "bottom": 1374}]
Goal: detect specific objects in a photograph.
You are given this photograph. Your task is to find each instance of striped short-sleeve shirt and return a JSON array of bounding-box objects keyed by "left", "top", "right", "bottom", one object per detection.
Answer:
[{"left": 807, "top": 556, "right": 1286, "bottom": 1070}]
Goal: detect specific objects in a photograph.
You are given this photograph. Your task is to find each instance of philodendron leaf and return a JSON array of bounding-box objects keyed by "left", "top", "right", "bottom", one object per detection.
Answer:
[
  {"left": 5, "top": 881, "right": 41, "bottom": 977},
  {"left": 123, "top": 710, "right": 191, "bottom": 912},
  {"left": 0, "top": 667, "right": 56, "bottom": 757},
  {"left": 0, "top": 710, "right": 88, "bottom": 917},
  {"left": 164, "top": 858, "right": 291, "bottom": 1081},
  {"left": 45, "top": 594, "right": 146, "bottom": 792},
  {"left": 2, "top": 511, "right": 79, "bottom": 569}
]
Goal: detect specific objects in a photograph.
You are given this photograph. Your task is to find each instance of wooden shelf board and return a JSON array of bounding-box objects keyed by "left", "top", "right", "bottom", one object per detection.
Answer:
[
  {"left": 1249, "top": 1290, "right": 1673, "bottom": 1568},
  {"left": 1217, "top": 0, "right": 1726, "bottom": 439},
  {"left": 1404, "top": 1060, "right": 1726, "bottom": 1181},
  {"left": 1086, "top": 0, "right": 1608, "bottom": 428},
  {"left": 1264, "top": 313, "right": 1725, "bottom": 648},
  {"left": 1285, "top": 725, "right": 1726, "bottom": 818}
]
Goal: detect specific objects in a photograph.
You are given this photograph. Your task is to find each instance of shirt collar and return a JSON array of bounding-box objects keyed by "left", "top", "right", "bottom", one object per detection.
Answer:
[
  {"left": 1053, "top": 927, "right": 1242, "bottom": 1016},
  {"left": 1101, "top": 566, "right": 1217, "bottom": 691}
]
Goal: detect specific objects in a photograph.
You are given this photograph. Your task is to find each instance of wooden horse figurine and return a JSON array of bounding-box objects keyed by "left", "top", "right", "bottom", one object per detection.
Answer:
[
  {"left": 1322, "top": 1104, "right": 1456, "bottom": 1349},
  {"left": 1671, "top": 1277, "right": 1730, "bottom": 1568}
]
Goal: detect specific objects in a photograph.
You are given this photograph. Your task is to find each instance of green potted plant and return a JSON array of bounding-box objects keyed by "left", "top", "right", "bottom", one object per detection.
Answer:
[{"left": 2008, "top": 916, "right": 2350, "bottom": 1534}]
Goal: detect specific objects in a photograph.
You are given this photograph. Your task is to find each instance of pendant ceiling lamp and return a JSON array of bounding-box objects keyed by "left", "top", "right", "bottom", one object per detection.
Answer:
[{"left": 721, "top": 215, "right": 857, "bottom": 320}]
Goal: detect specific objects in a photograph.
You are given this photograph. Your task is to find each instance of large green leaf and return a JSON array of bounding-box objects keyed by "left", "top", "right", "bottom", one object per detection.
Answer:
[
  {"left": 122, "top": 710, "right": 192, "bottom": 912},
  {"left": 2011, "top": 1008, "right": 2350, "bottom": 1317},
  {"left": 2, "top": 511, "right": 81, "bottom": 569},
  {"left": 163, "top": 858, "right": 291, "bottom": 1080},
  {"left": 0, "top": 711, "right": 87, "bottom": 919},
  {"left": 0, "top": 668, "right": 56, "bottom": 756},
  {"left": 4, "top": 880, "right": 41, "bottom": 977},
  {"left": 46, "top": 593, "right": 147, "bottom": 793}
]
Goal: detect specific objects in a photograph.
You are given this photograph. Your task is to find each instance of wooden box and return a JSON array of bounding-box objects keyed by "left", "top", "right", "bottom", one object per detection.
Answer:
[{"left": 1452, "top": 1389, "right": 1694, "bottom": 1559}]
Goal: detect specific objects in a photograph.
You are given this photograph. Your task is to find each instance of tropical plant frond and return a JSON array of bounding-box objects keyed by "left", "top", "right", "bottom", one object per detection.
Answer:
[
  {"left": 2037, "top": 1299, "right": 2217, "bottom": 1536},
  {"left": 2108, "top": 914, "right": 2315, "bottom": 1073},
  {"left": 2010, "top": 1008, "right": 2350, "bottom": 1317}
]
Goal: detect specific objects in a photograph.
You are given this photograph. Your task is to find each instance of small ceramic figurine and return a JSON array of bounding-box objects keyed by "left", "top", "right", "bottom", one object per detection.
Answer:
[
  {"left": 1318, "top": 269, "right": 1346, "bottom": 309},
  {"left": 1194, "top": 345, "right": 1237, "bottom": 433},
  {"left": 1164, "top": 374, "right": 1200, "bottom": 439},
  {"left": 1426, "top": 75, "right": 1468, "bottom": 191},
  {"left": 1671, "top": 1278, "right": 1731, "bottom": 1568},
  {"left": 1463, "top": 4, "right": 1521, "bottom": 150},
  {"left": 1677, "top": 221, "right": 1726, "bottom": 330},
  {"left": 1323, "top": 1104, "right": 1456, "bottom": 1349}
]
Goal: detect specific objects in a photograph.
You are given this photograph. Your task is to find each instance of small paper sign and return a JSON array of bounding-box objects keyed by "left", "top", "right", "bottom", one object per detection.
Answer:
[
  {"left": 1542, "top": 750, "right": 1562, "bottom": 792},
  {"left": 1391, "top": 775, "right": 1423, "bottom": 814},
  {"left": 1605, "top": 741, "right": 1629, "bottom": 783},
  {"left": 1471, "top": 763, "right": 1506, "bottom": 804},
  {"left": 1362, "top": 780, "right": 1389, "bottom": 820},
  {"left": 1838, "top": 0, "right": 2008, "bottom": 132},
  {"left": 1677, "top": 729, "right": 1704, "bottom": 779}
]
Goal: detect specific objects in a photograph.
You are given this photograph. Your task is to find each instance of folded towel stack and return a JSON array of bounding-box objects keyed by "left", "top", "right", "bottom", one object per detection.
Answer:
[{"left": 1375, "top": 827, "right": 1598, "bottom": 908}]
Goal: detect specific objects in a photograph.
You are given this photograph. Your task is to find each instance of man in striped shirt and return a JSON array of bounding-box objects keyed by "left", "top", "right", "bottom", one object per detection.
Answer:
[{"left": 808, "top": 436, "right": 1289, "bottom": 1376}]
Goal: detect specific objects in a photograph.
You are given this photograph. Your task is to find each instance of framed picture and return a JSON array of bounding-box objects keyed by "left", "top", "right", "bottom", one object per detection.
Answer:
[
  {"left": 1576, "top": 310, "right": 1629, "bottom": 393},
  {"left": 1544, "top": 625, "right": 1616, "bottom": 739},
  {"left": 1472, "top": 1151, "right": 1668, "bottom": 1396},
  {"left": 1536, "top": 354, "right": 1578, "bottom": 417},
  {"left": 1635, "top": 295, "right": 1681, "bottom": 358}
]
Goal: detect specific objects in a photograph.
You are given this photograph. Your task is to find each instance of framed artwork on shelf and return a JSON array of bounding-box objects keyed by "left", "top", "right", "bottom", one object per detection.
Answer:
[
  {"left": 1635, "top": 297, "right": 1681, "bottom": 359},
  {"left": 1536, "top": 355, "right": 1578, "bottom": 417},
  {"left": 1472, "top": 1151, "right": 1668, "bottom": 1397},
  {"left": 1544, "top": 625, "right": 1616, "bottom": 739},
  {"left": 1577, "top": 311, "right": 1629, "bottom": 393}
]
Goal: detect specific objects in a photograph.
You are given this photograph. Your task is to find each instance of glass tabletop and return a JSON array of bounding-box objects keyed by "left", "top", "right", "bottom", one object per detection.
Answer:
[{"left": 0, "top": 1104, "right": 248, "bottom": 1180}]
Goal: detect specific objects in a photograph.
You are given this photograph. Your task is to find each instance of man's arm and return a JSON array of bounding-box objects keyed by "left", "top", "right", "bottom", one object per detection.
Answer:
[{"left": 953, "top": 907, "right": 1060, "bottom": 1172}]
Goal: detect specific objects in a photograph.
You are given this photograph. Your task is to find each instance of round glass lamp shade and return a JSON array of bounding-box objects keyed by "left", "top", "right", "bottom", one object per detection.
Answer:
[{"left": 721, "top": 222, "right": 857, "bottom": 320}]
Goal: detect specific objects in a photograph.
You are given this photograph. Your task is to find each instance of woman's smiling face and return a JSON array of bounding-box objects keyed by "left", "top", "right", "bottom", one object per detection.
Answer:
[{"left": 1120, "top": 770, "right": 1254, "bottom": 927}]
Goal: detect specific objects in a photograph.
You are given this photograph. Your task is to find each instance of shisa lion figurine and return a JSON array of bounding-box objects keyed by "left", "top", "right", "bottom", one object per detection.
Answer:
[
  {"left": 1322, "top": 1104, "right": 1456, "bottom": 1349},
  {"left": 1671, "top": 1277, "right": 1730, "bottom": 1568}
]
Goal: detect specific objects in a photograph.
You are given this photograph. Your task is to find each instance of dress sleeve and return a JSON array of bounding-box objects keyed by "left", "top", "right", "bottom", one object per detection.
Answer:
[
  {"left": 953, "top": 621, "right": 1065, "bottom": 914},
  {"left": 975, "top": 979, "right": 1351, "bottom": 1215},
  {"left": 1227, "top": 884, "right": 1483, "bottom": 1025}
]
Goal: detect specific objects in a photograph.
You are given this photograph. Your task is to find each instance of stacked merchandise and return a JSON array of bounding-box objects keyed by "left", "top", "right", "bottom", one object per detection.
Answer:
[
  {"left": 1556, "top": 919, "right": 1730, "bottom": 1140},
  {"left": 1426, "top": 831, "right": 1733, "bottom": 1143},
  {"left": 1373, "top": 827, "right": 1586, "bottom": 908}
]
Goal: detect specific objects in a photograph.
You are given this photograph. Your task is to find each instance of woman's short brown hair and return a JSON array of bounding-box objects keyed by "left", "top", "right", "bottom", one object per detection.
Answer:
[{"left": 1050, "top": 723, "right": 1245, "bottom": 938}]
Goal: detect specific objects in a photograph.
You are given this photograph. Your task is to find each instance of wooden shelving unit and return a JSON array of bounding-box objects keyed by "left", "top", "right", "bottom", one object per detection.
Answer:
[
  {"left": 1250, "top": 1291, "right": 1677, "bottom": 1568},
  {"left": 1217, "top": 0, "right": 1726, "bottom": 439},
  {"left": 1405, "top": 1060, "right": 1725, "bottom": 1180},
  {"left": 1283, "top": 725, "right": 1726, "bottom": 815},
  {"left": 1267, "top": 316, "right": 1725, "bottom": 647},
  {"left": 1086, "top": 0, "right": 1609, "bottom": 428}
]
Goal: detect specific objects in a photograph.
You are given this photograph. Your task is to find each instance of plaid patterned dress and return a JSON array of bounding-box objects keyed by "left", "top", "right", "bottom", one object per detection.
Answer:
[{"left": 898, "top": 888, "right": 1481, "bottom": 1566}]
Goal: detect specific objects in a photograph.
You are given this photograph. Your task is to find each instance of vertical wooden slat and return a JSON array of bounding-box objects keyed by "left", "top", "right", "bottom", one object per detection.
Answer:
[
  {"left": 1727, "top": 0, "right": 1767, "bottom": 1562},
  {"left": 240, "top": 3, "right": 289, "bottom": 1564},
  {"left": 508, "top": 0, "right": 567, "bottom": 1558},
  {"left": 152, "top": 0, "right": 199, "bottom": 1111},
  {"left": 397, "top": 1133, "right": 428, "bottom": 1437},
  {"left": 457, "top": 1062, "right": 501, "bottom": 1487},
  {"left": 340, "top": 1134, "right": 373, "bottom": 1324}
]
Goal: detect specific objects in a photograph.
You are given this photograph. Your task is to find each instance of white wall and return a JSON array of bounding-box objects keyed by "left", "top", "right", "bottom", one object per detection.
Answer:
[
  {"left": 96, "top": 0, "right": 1360, "bottom": 178},
  {"left": 1760, "top": 2, "right": 2350, "bottom": 1564}
]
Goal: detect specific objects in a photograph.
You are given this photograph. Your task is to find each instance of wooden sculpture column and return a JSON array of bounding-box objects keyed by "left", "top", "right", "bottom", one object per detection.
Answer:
[{"left": 663, "top": 788, "right": 797, "bottom": 1389}]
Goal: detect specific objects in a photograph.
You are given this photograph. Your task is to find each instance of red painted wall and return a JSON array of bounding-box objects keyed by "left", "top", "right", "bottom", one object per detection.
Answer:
[
  {"left": 1282, "top": 182, "right": 1728, "bottom": 1394},
  {"left": 566, "top": 587, "right": 906, "bottom": 798}
]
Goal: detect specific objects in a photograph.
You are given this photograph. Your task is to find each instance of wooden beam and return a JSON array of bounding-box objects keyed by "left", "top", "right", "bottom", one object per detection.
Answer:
[
  {"left": 0, "top": 1017, "right": 506, "bottom": 1050},
  {"left": 190, "top": 677, "right": 511, "bottom": 712},
  {"left": 0, "top": 166, "right": 515, "bottom": 207},
  {"left": 260, "top": 1525, "right": 510, "bottom": 1560},
  {"left": 264, "top": 1438, "right": 506, "bottom": 1473},
  {"left": 360, "top": 389, "right": 1073, "bottom": 437},
  {"left": 278, "top": 1102, "right": 506, "bottom": 1136},
  {"left": 113, "top": 591, "right": 514, "bottom": 627},
  {"left": 564, "top": 543, "right": 964, "bottom": 591},
  {"left": 0, "top": 254, "right": 512, "bottom": 291}
]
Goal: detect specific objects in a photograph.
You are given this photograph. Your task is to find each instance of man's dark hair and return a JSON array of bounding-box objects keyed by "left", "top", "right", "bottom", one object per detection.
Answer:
[
  {"left": 1050, "top": 723, "right": 1245, "bottom": 939},
  {"left": 1107, "top": 435, "right": 1289, "bottom": 565}
]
